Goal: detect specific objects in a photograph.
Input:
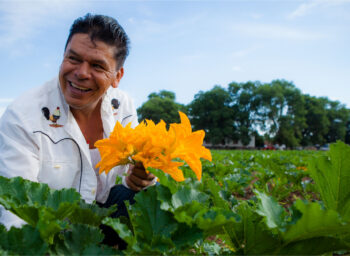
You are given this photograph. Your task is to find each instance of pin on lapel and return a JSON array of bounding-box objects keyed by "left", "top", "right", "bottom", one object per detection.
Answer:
[
  {"left": 42, "top": 107, "right": 63, "bottom": 127},
  {"left": 111, "top": 98, "right": 120, "bottom": 116}
]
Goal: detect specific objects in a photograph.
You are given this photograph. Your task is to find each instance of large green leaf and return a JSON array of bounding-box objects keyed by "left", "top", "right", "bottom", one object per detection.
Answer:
[
  {"left": 0, "top": 176, "right": 115, "bottom": 245},
  {"left": 282, "top": 200, "right": 349, "bottom": 243},
  {"left": 279, "top": 237, "right": 350, "bottom": 255},
  {"left": 255, "top": 190, "right": 286, "bottom": 230},
  {"left": 0, "top": 176, "right": 79, "bottom": 225},
  {"left": 153, "top": 175, "right": 240, "bottom": 237},
  {"left": 54, "top": 224, "right": 107, "bottom": 255},
  {"left": 103, "top": 217, "right": 135, "bottom": 246},
  {"left": 222, "top": 202, "right": 281, "bottom": 255},
  {"left": 105, "top": 185, "right": 208, "bottom": 254},
  {"left": 170, "top": 222, "right": 203, "bottom": 250},
  {"left": 171, "top": 185, "right": 209, "bottom": 209},
  {"left": 122, "top": 186, "right": 179, "bottom": 253},
  {"left": 309, "top": 141, "right": 350, "bottom": 219},
  {"left": 0, "top": 224, "right": 48, "bottom": 255},
  {"left": 148, "top": 168, "right": 179, "bottom": 193}
]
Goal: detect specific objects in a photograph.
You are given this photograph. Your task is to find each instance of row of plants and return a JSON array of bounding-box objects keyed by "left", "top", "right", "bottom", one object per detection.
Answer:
[{"left": 1, "top": 141, "right": 349, "bottom": 254}]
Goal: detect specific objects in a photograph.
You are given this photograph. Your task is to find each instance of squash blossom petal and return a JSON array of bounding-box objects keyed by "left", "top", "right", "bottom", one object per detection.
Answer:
[{"left": 94, "top": 112, "right": 211, "bottom": 182}]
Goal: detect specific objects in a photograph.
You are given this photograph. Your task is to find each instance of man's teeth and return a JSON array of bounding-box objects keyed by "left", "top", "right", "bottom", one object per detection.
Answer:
[{"left": 70, "top": 82, "right": 91, "bottom": 91}]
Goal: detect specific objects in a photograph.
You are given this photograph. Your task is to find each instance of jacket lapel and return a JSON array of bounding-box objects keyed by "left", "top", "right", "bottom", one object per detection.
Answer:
[{"left": 100, "top": 91, "right": 115, "bottom": 138}]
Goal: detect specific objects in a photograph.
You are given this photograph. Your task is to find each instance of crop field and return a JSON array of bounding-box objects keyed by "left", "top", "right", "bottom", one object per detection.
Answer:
[{"left": 1, "top": 142, "right": 350, "bottom": 255}]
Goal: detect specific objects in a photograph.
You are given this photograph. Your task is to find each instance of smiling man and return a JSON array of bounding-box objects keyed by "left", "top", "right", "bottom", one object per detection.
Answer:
[{"left": 0, "top": 14, "right": 155, "bottom": 246}]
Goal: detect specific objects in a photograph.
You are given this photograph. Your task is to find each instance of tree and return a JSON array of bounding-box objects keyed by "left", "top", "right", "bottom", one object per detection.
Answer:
[
  {"left": 137, "top": 90, "right": 186, "bottom": 125},
  {"left": 256, "top": 80, "right": 306, "bottom": 148},
  {"left": 345, "top": 118, "right": 350, "bottom": 144},
  {"left": 228, "top": 81, "right": 261, "bottom": 145},
  {"left": 301, "top": 95, "right": 330, "bottom": 146},
  {"left": 324, "top": 100, "right": 349, "bottom": 143},
  {"left": 188, "top": 86, "right": 237, "bottom": 145}
]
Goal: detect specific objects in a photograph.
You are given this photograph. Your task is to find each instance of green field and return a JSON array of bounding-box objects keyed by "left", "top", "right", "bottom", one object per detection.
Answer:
[{"left": 1, "top": 142, "right": 350, "bottom": 255}]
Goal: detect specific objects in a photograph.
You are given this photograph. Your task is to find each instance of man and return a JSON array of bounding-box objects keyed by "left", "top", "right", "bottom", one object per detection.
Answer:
[{"left": 0, "top": 14, "right": 155, "bottom": 231}]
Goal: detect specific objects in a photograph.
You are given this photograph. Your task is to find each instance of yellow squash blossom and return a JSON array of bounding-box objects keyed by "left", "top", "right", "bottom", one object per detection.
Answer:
[{"left": 95, "top": 112, "right": 212, "bottom": 182}]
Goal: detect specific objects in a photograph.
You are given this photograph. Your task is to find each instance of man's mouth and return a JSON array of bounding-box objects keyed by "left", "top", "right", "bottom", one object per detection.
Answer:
[{"left": 69, "top": 81, "right": 92, "bottom": 92}]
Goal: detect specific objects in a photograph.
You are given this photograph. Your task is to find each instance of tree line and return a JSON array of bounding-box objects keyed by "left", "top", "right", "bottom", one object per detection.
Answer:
[{"left": 137, "top": 80, "right": 350, "bottom": 148}]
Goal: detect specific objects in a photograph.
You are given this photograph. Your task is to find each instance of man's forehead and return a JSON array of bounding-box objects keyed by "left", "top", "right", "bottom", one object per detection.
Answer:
[{"left": 66, "top": 34, "right": 117, "bottom": 64}]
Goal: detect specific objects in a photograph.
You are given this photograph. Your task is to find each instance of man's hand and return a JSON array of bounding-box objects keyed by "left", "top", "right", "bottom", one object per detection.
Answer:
[{"left": 125, "top": 162, "right": 156, "bottom": 192}]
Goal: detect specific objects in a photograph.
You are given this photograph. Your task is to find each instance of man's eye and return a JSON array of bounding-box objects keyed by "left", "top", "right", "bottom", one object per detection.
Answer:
[
  {"left": 92, "top": 64, "right": 104, "bottom": 70},
  {"left": 68, "top": 56, "right": 80, "bottom": 62}
]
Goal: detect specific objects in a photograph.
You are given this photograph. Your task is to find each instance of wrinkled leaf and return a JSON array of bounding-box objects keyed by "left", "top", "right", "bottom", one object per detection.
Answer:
[
  {"left": 0, "top": 224, "right": 48, "bottom": 255},
  {"left": 309, "top": 141, "right": 350, "bottom": 219}
]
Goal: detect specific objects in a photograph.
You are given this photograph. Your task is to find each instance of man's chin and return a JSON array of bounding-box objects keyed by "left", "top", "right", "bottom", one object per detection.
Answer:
[
  {"left": 65, "top": 98, "right": 88, "bottom": 110},
  {"left": 66, "top": 98, "right": 100, "bottom": 113}
]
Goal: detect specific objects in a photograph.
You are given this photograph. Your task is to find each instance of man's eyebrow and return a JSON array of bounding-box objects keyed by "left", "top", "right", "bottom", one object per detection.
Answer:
[
  {"left": 67, "top": 49, "right": 80, "bottom": 56},
  {"left": 68, "top": 49, "right": 108, "bottom": 66}
]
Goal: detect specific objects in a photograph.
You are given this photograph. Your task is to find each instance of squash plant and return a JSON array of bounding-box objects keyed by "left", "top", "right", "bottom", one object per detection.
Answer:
[{"left": 1, "top": 141, "right": 350, "bottom": 254}]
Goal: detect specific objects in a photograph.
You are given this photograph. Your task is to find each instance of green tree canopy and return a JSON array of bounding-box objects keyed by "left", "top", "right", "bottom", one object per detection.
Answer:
[
  {"left": 137, "top": 90, "right": 187, "bottom": 125},
  {"left": 228, "top": 81, "right": 261, "bottom": 145},
  {"left": 301, "top": 95, "right": 330, "bottom": 146},
  {"left": 325, "top": 100, "right": 349, "bottom": 143},
  {"left": 189, "top": 86, "right": 238, "bottom": 145}
]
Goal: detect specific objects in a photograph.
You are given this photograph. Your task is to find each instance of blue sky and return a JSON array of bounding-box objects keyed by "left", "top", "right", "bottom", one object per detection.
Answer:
[{"left": 0, "top": 0, "right": 349, "bottom": 117}]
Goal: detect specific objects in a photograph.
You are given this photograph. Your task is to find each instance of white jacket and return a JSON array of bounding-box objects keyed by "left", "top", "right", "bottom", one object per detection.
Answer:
[{"left": 0, "top": 77, "right": 138, "bottom": 228}]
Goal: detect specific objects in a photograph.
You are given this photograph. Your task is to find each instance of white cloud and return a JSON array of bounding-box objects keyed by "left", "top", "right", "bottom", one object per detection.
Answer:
[
  {"left": 288, "top": 0, "right": 350, "bottom": 19},
  {"left": 0, "top": 107, "right": 6, "bottom": 118},
  {"left": 232, "top": 23, "right": 325, "bottom": 41},
  {"left": 0, "top": 98, "right": 13, "bottom": 103}
]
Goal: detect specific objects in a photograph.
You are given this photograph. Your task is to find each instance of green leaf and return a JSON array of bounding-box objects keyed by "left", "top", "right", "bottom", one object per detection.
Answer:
[
  {"left": 156, "top": 184, "right": 173, "bottom": 211},
  {"left": 69, "top": 201, "right": 116, "bottom": 226},
  {"left": 171, "top": 222, "right": 203, "bottom": 250},
  {"left": 0, "top": 176, "right": 80, "bottom": 226},
  {"left": 171, "top": 186, "right": 209, "bottom": 208},
  {"left": 126, "top": 186, "right": 178, "bottom": 253},
  {"left": 173, "top": 200, "right": 204, "bottom": 226},
  {"left": 133, "top": 187, "right": 178, "bottom": 240},
  {"left": 203, "top": 176, "right": 231, "bottom": 210},
  {"left": 53, "top": 224, "right": 105, "bottom": 255},
  {"left": 279, "top": 237, "right": 349, "bottom": 255},
  {"left": 0, "top": 176, "right": 114, "bottom": 246},
  {"left": 148, "top": 167, "right": 179, "bottom": 193},
  {"left": 0, "top": 224, "right": 48, "bottom": 255},
  {"left": 223, "top": 202, "right": 281, "bottom": 255},
  {"left": 283, "top": 200, "right": 349, "bottom": 243},
  {"left": 36, "top": 208, "right": 63, "bottom": 244},
  {"left": 255, "top": 190, "right": 286, "bottom": 230},
  {"left": 195, "top": 207, "right": 241, "bottom": 237},
  {"left": 103, "top": 217, "right": 135, "bottom": 246},
  {"left": 81, "top": 245, "right": 121, "bottom": 255},
  {"left": 309, "top": 141, "right": 350, "bottom": 219}
]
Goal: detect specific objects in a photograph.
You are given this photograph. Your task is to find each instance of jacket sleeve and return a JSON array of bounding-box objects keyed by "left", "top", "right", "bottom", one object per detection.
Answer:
[{"left": 0, "top": 106, "right": 39, "bottom": 229}]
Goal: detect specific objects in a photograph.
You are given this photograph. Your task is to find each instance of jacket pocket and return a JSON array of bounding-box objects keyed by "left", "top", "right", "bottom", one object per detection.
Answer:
[{"left": 38, "top": 160, "right": 80, "bottom": 190}]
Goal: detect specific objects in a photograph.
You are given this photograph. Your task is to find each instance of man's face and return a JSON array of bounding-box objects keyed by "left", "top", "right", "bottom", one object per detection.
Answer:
[{"left": 59, "top": 33, "right": 123, "bottom": 112}]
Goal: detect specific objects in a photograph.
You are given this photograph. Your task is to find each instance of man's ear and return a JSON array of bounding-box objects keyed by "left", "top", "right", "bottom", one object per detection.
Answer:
[{"left": 112, "top": 67, "right": 124, "bottom": 88}]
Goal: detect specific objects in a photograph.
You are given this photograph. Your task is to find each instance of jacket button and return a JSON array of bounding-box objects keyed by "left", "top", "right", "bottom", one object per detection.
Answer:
[
  {"left": 91, "top": 188, "right": 96, "bottom": 195},
  {"left": 54, "top": 165, "right": 61, "bottom": 169}
]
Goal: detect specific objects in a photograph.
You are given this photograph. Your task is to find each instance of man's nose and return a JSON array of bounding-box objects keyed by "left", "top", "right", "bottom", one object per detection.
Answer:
[{"left": 75, "top": 62, "right": 91, "bottom": 79}]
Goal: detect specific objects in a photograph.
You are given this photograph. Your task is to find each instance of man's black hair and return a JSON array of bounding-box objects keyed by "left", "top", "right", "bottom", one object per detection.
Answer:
[{"left": 65, "top": 13, "right": 130, "bottom": 69}]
